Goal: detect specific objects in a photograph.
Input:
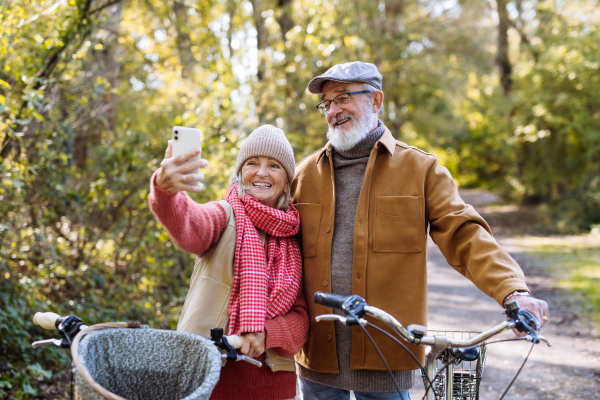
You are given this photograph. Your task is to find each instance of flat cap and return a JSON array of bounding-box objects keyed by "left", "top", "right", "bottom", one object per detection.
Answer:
[{"left": 307, "top": 61, "right": 382, "bottom": 94}]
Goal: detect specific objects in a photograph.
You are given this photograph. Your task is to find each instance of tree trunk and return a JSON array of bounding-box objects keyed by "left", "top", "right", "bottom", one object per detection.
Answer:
[
  {"left": 385, "top": 0, "right": 405, "bottom": 33},
  {"left": 250, "top": 0, "right": 267, "bottom": 81},
  {"left": 102, "top": 2, "right": 122, "bottom": 132},
  {"left": 496, "top": 0, "right": 512, "bottom": 96},
  {"left": 172, "top": 0, "right": 196, "bottom": 79},
  {"left": 249, "top": 0, "right": 267, "bottom": 123},
  {"left": 75, "top": 2, "right": 122, "bottom": 170},
  {"left": 227, "top": 0, "right": 236, "bottom": 58},
  {"left": 276, "top": 0, "right": 294, "bottom": 39}
]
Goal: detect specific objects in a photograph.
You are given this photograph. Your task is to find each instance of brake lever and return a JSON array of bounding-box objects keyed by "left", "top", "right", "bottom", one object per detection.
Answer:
[
  {"left": 32, "top": 338, "right": 62, "bottom": 349},
  {"left": 236, "top": 355, "right": 263, "bottom": 367},
  {"left": 505, "top": 301, "right": 542, "bottom": 344},
  {"left": 514, "top": 309, "right": 541, "bottom": 344},
  {"left": 315, "top": 314, "right": 368, "bottom": 326},
  {"left": 525, "top": 335, "right": 552, "bottom": 347},
  {"left": 538, "top": 336, "right": 553, "bottom": 347},
  {"left": 210, "top": 328, "right": 263, "bottom": 368}
]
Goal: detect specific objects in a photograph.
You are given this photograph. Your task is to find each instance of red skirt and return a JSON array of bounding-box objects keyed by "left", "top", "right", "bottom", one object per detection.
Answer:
[{"left": 210, "top": 353, "right": 297, "bottom": 400}]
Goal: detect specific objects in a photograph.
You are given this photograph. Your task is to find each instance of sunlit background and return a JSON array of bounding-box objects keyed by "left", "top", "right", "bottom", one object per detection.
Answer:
[{"left": 1, "top": 0, "right": 599, "bottom": 397}]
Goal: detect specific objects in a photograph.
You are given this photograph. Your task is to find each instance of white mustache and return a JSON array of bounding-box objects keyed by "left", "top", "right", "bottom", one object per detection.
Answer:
[{"left": 330, "top": 113, "right": 354, "bottom": 127}]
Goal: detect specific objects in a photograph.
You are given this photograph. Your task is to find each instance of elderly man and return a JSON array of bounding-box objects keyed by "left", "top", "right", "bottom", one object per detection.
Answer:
[{"left": 291, "top": 61, "right": 549, "bottom": 400}]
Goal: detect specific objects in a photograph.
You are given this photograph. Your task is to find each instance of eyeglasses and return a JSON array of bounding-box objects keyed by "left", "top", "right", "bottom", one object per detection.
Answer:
[{"left": 316, "top": 91, "right": 374, "bottom": 114}]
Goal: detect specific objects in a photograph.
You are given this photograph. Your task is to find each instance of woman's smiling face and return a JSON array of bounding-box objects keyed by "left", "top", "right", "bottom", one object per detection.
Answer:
[{"left": 240, "top": 156, "right": 288, "bottom": 208}]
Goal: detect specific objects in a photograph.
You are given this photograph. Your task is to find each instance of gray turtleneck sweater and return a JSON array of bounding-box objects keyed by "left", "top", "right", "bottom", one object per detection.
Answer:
[{"left": 298, "top": 121, "right": 415, "bottom": 391}]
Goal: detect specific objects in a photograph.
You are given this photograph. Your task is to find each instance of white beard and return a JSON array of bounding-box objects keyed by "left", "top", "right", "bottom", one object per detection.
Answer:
[{"left": 327, "top": 107, "right": 377, "bottom": 151}]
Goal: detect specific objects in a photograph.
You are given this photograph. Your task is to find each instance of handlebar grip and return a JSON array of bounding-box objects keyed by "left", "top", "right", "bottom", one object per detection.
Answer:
[
  {"left": 225, "top": 335, "right": 243, "bottom": 349},
  {"left": 314, "top": 291, "right": 346, "bottom": 309},
  {"left": 33, "top": 312, "right": 62, "bottom": 330}
]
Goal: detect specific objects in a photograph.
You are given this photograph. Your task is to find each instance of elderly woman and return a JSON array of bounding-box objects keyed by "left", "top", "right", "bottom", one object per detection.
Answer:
[{"left": 149, "top": 125, "right": 309, "bottom": 400}]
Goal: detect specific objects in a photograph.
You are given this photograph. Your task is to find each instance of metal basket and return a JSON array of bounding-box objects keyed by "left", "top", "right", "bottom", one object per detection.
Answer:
[{"left": 420, "top": 330, "right": 487, "bottom": 400}]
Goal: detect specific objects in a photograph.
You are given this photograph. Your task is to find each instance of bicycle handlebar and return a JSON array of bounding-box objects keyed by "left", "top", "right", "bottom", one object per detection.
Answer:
[
  {"left": 32, "top": 313, "right": 261, "bottom": 367},
  {"left": 33, "top": 312, "right": 244, "bottom": 348},
  {"left": 314, "top": 292, "right": 346, "bottom": 309},
  {"left": 33, "top": 312, "right": 63, "bottom": 330},
  {"left": 33, "top": 311, "right": 245, "bottom": 350},
  {"left": 224, "top": 335, "right": 243, "bottom": 349},
  {"left": 314, "top": 291, "right": 552, "bottom": 348}
]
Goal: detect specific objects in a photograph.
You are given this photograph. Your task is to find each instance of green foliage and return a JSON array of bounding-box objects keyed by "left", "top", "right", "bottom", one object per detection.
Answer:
[
  {"left": 0, "top": 0, "right": 242, "bottom": 397},
  {"left": 509, "top": 4, "right": 600, "bottom": 228},
  {"left": 1, "top": 261, "right": 67, "bottom": 398},
  {"left": 506, "top": 235, "right": 600, "bottom": 324},
  {"left": 0, "top": 0, "right": 599, "bottom": 396},
  {"left": 448, "top": 2, "right": 600, "bottom": 229}
]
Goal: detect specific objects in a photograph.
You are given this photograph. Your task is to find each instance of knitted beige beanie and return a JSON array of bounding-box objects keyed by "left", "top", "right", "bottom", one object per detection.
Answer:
[{"left": 235, "top": 124, "right": 295, "bottom": 182}]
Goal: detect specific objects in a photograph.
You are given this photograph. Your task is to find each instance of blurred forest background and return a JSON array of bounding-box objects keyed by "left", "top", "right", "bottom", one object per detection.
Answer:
[{"left": 1, "top": 0, "right": 599, "bottom": 397}]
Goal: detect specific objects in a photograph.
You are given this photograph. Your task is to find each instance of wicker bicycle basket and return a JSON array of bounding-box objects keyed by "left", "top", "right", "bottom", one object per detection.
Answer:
[
  {"left": 71, "top": 325, "right": 222, "bottom": 400},
  {"left": 420, "top": 330, "right": 488, "bottom": 400}
]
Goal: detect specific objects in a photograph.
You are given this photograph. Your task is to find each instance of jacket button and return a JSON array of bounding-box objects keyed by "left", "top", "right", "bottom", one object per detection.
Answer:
[
  {"left": 323, "top": 280, "right": 328, "bottom": 287},
  {"left": 326, "top": 227, "right": 331, "bottom": 233},
  {"left": 327, "top": 334, "right": 332, "bottom": 340}
]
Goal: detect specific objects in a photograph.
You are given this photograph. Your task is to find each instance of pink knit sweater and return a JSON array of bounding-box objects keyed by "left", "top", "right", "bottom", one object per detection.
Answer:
[{"left": 149, "top": 173, "right": 309, "bottom": 400}]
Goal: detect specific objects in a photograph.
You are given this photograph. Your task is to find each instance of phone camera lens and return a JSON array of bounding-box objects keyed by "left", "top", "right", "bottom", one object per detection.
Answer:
[
  {"left": 174, "top": 136, "right": 178, "bottom": 140},
  {"left": 174, "top": 130, "right": 179, "bottom": 134}
]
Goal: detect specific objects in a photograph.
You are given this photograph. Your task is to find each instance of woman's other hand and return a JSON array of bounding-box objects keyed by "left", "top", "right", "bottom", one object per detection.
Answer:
[
  {"left": 156, "top": 140, "right": 208, "bottom": 193},
  {"left": 240, "top": 331, "right": 266, "bottom": 358}
]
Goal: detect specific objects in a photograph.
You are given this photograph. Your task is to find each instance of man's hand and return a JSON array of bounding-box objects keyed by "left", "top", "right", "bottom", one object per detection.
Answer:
[
  {"left": 155, "top": 141, "right": 208, "bottom": 193},
  {"left": 509, "top": 296, "right": 549, "bottom": 337},
  {"left": 240, "top": 331, "right": 266, "bottom": 358}
]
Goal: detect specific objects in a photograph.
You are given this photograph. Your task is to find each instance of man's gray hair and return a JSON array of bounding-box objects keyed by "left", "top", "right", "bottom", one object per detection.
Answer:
[
  {"left": 363, "top": 83, "right": 384, "bottom": 117},
  {"left": 229, "top": 174, "right": 291, "bottom": 210}
]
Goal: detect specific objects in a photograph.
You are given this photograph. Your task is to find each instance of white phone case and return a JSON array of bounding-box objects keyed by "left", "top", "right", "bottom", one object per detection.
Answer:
[{"left": 172, "top": 126, "right": 202, "bottom": 185}]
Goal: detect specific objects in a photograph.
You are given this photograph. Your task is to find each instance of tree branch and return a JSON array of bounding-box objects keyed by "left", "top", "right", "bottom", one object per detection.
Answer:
[{"left": 89, "top": 0, "right": 122, "bottom": 15}]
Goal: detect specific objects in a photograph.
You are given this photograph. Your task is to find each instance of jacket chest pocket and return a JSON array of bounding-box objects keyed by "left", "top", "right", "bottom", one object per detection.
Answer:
[
  {"left": 373, "top": 196, "right": 424, "bottom": 253},
  {"left": 295, "top": 203, "right": 322, "bottom": 258}
]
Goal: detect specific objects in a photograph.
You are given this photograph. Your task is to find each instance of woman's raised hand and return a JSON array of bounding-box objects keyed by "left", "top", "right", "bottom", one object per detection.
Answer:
[
  {"left": 240, "top": 331, "right": 266, "bottom": 358},
  {"left": 156, "top": 140, "right": 208, "bottom": 193}
]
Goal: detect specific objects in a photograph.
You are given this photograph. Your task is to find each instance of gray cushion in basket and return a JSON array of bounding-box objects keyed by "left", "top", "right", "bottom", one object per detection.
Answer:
[{"left": 74, "top": 328, "right": 221, "bottom": 400}]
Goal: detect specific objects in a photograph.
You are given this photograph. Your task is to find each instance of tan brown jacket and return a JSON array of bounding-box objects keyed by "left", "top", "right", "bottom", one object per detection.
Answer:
[{"left": 291, "top": 127, "right": 529, "bottom": 373}]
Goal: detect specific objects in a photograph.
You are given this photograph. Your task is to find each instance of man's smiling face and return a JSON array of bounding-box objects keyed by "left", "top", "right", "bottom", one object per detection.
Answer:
[
  {"left": 321, "top": 81, "right": 372, "bottom": 129},
  {"left": 321, "top": 81, "right": 378, "bottom": 150}
]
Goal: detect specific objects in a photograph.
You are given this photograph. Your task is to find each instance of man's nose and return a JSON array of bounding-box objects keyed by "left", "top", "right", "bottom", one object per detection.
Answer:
[{"left": 327, "top": 101, "right": 342, "bottom": 116}]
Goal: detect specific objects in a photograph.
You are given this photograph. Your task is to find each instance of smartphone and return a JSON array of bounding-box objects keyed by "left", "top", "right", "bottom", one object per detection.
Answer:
[{"left": 171, "top": 126, "right": 202, "bottom": 185}]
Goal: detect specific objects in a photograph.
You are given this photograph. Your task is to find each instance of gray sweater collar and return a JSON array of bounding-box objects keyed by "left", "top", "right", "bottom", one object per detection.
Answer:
[{"left": 334, "top": 120, "right": 385, "bottom": 159}]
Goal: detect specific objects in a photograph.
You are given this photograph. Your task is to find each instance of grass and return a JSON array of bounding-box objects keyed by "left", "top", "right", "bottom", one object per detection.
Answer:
[{"left": 502, "top": 235, "right": 600, "bottom": 324}]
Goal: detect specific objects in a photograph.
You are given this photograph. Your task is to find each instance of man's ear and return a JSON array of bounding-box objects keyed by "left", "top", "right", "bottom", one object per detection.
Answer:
[{"left": 373, "top": 91, "right": 384, "bottom": 113}]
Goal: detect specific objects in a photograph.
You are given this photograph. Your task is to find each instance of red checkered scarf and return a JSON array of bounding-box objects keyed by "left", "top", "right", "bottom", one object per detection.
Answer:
[{"left": 223, "top": 183, "right": 302, "bottom": 335}]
